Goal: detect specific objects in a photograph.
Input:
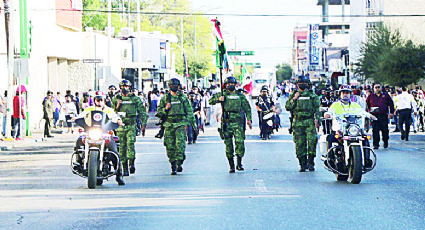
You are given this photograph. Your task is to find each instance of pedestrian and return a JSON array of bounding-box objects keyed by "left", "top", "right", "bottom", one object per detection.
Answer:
[
  {"left": 42, "top": 91, "right": 54, "bottom": 138},
  {"left": 366, "top": 84, "right": 395, "bottom": 149},
  {"left": 202, "top": 90, "right": 212, "bottom": 126},
  {"left": 112, "top": 80, "right": 147, "bottom": 176},
  {"left": 63, "top": 95, "right": 77, "bottom": 133},
  {"left": 74, "top": 92, "right": 80, "bottom": 114},
  {"left": 209, "top": 76, "right": 252, "bottom": 173},
  {"left": 285, "top": 75, "right": 320, "bottom": 172},
  {"left": 391, "top": 90, "right": 400, "bottom": 132},
  {"left": 151, "top": 91, "right": 158, "bottom": 112},
  {"left": 2, "top": 91, "right": 7, "bottom": 136},
  {"left": 52, "top": 92, "right": 62, "bottom": 128},
  {"left": 156, "top": 78, "right": 196, "bottom": 175},
  {"left": 12, "top": 88, "right": 26, "bottom": 140},
  {"left": 395, "top": 87, "right": 417, "bottom": 141},
  {"left": 0, "top": 92, "right": 4, "bottom": 137}
]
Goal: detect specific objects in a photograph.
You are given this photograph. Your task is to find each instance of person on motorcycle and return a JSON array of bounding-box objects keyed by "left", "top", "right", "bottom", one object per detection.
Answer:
[
  {"left": 256, "top": 85, "right": 275, "bottom": 140},
  {"left": 324, "top": 85, "right": 376, "bottom": 169},
  {"left": 72, "top": 91, "right": 125, "bottom": 186}
]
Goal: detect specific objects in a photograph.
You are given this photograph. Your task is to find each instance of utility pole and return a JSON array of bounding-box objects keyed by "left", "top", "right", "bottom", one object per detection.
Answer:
[
  {"left": 137, "top": 0, "right": 141, "bottom": 91},
  {"left": 3, "top": 0, "right": 15, "bottom": 139}
]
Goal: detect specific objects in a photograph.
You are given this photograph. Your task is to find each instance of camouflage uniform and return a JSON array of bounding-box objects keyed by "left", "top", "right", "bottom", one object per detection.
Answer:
[
  {"left": 209, "top": 89, "right": 252, "bottom": 172},
  {"left": 156, "top": 91, "right": 195, "bottom": 173},
  {"left": 112, "top": 92, "right": 147, "bottom": 174},
  {"left": 285, "top": 89, "right": 321, "bottom": 171}
]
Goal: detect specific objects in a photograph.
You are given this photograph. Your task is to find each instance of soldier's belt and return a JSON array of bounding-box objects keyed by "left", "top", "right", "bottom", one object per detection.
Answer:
[
  {"left": 224, "top": 118, "right": 242, "bottom": 123},
  {"left": 295, "top": 115, "right": 314, "bottom": 120},
  {"left": 168, "top": 118, "right": 186, "bottom": 123}
]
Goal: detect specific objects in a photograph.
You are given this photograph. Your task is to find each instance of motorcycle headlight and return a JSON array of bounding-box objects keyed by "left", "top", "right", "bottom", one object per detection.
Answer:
[
  {"left": 89, "top": 129, "right": 103, "bottom": 140},
  {"left": 348, "top": 125, "right": 360, "bottom": 136}
]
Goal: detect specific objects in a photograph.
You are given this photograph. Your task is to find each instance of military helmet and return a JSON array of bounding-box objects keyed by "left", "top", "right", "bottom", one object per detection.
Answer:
[
  {"left": 169, "top": 78, "right": 180, "bottom": 86},
  {"left": 339, "top": 84, "right": 352, "bottom": 93},
  {"left": 296, "top": 75, "right": 310, "bottom": 84},
  {"left": 225, "top": 76, "right": 237, "bottom": 84},
  {"left": 119, "top": 79, "right": 132, "bottom": 88}
]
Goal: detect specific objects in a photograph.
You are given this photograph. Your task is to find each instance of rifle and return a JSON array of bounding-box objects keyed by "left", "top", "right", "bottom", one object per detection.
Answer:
[{"left": 155, "top": 93, "right": 172, "bottom": 139}]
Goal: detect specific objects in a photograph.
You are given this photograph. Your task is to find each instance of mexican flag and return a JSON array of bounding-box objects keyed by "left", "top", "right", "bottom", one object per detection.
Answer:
[{"left": 211, "top": 19, "right": 227, "bottom": 69}]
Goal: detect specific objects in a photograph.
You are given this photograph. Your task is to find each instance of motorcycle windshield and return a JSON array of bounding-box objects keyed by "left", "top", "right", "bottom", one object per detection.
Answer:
[{"left": 75, "top": 111, "right": 119, "bottom": 132}]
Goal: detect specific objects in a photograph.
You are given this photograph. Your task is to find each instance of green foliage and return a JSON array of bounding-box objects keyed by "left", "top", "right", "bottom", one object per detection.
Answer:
[
  {"left": 355, "top": 24, "right": 425, "bottom": 86},
  {"left": 275, "top": 63, "right": 293, "bottom": 83}
]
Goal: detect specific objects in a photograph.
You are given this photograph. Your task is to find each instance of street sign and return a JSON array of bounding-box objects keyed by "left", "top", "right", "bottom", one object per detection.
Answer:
[
  {"left": 235, "top": 62, "right": 261, "bottom": 68},
  {"left": 227, "top": 51, "right": 255, "bottom": 56},
  {"left": 83, "top": 59, "right": 103, "bottom": 63}
]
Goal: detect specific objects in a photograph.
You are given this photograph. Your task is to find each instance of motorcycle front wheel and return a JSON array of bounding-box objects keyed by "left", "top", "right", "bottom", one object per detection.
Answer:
[
  {"left": 348, "top": 145, "right": 363, "bottom": 184},
  {"left": 88, "top": 150, "right": 99, "bottom": 189}
]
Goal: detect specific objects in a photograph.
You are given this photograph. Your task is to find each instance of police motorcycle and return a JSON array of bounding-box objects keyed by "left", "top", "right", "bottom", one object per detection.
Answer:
[
  {"left": 320, "top": 108, "right": 377, "bottom": 184},
  {"left": 71, "top": 111, "right": 122, "bottom": 189}
]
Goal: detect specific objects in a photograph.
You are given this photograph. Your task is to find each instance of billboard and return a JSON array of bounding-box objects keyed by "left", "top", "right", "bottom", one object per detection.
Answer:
[{"left": 309, "top": 24, "right": 320, "bottom": 67}]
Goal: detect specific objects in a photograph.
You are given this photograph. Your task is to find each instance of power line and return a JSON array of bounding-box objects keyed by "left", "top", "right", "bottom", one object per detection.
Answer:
[{"left": 31, "top": 8, "right": 425, "bottom": 18}]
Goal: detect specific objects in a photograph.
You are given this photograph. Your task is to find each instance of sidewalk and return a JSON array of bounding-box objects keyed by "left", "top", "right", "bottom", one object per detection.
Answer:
[{"left": 0, "top": 113, "right": 161, "bottom": 151}]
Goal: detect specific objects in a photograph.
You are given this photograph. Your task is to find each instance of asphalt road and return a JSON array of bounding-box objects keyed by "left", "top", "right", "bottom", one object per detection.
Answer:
[{"left": 0, "top": 99, "right": 424, "bottom": 230}]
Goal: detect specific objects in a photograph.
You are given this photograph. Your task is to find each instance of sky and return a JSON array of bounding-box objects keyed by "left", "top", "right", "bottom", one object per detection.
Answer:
[{"left": 190, "top": 0, "right": 346, "bottom": 69}]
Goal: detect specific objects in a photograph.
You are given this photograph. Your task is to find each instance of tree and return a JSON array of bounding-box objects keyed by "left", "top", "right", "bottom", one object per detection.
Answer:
[
  {"left": 354, "top": 24, "right": 411, "bottom": 85},
  {"left": 275, "top": 63, "right": 293, "bottom": 83},
  {"left": 375, "top": 41, "right": 425, "bottom": 87}
]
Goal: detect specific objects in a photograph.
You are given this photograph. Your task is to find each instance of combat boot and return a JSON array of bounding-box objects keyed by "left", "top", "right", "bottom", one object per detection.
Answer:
[
  {"left": 307, "top": 155, "right": 315, "bottom": 171},
  {"left": 227, "top": 157, "right": 235, "bottom": 173},
  {"left": 177, "top": 160, "right": 183, "bottom": 172},
  {"left": 115, "top": 166, "right": 125, "bottom": 186},
  {"left": 123, "top": 160, "right": 129, "bottom": 176},
  {"left": 236, "top": 156, "right": 244, "bottom": 171},
  {"left": 171, "top": 161, "right": 177, "bottom": 175},
  {"left": 129, "top": 159, "right": 136, "bottom": 174},
  {"left": 298, "top": 155, "right": 307, "bottom": 172}
]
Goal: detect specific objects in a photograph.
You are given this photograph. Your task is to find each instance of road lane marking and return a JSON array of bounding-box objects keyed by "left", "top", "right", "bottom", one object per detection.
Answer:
[{"left": 255, "top": 179, "right": 268, "bottom": 193}]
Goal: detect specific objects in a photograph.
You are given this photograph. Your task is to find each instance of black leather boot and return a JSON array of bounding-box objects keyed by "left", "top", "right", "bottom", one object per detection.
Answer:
[
  {"left": 115, "top": 164, "right": 125, "bottom": 186},
  {"left": 123, "top": 160, "right": 129, "bottom": 176},
  {"left": 236, "top": 156, "right": 244, "bottom": 171},
  {"left": 171, "top": 161, "right": 177, "bottom": 175},
  {"left": 298, "top": 156, "right": 307, "bottom": 172},
  {"left": 129, "top": 159, "right": 136, "bottom": 174},
  {"left": 228, "top": 157, "right": 235, "bottom": 173},
  {"left": 307, "top": 155, "right": 315, "bottom": 171},
  {"left": 177, "top": 160, "right": 183, "bottom": 172}
]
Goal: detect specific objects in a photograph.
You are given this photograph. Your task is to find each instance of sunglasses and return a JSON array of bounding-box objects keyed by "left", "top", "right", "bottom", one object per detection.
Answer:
[{"left": 374, "top": 86, "right": 381, "bottom": 89}]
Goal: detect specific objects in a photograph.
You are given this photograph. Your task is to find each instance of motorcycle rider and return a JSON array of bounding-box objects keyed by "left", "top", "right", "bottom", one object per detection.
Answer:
[
  {"left": 256, "top": 86, "right": 275, "bottom": 140},
  {"left": 112, "top": 80, "right": 147, "bottom": 176},
  {"left": 72, "top": 91, "right": 125, "bottom": 186},
  {"left": 324, "top": 85, "right": 376, "bottom": 169}
]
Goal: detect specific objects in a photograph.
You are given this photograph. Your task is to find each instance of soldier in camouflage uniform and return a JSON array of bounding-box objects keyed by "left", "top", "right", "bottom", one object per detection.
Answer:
[
  {"left": 209, "top": 76, "right": 252, "bottom": 173},
  {"left": 285, "top": 75, "right": 321, "bottom": 172},
  {"left": 112, "top": 80, "right": 148, "bottom": 176},
  {"left": 156, "top": 78, "right": 196, "bottom": 175}
]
